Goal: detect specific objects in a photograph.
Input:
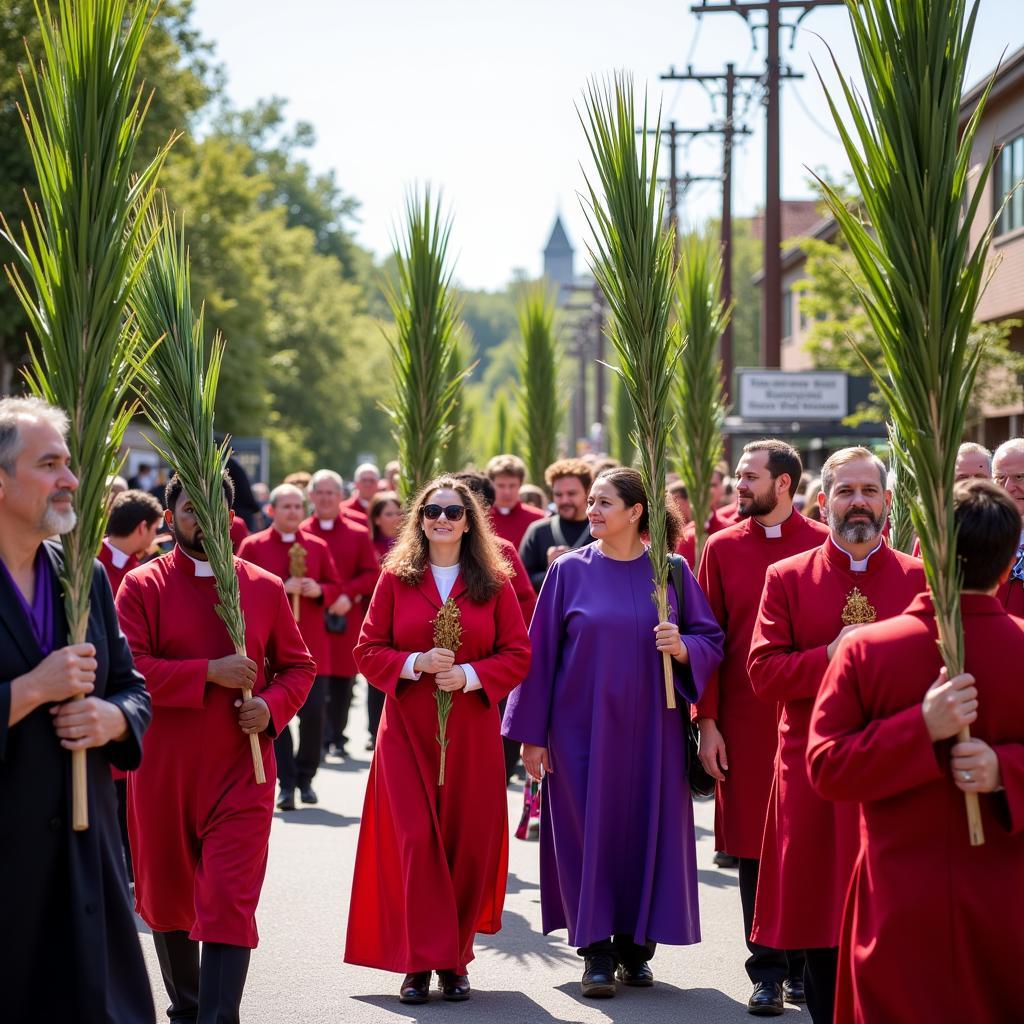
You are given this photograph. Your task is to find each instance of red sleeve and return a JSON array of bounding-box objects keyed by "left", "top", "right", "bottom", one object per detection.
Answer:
[
  {"left": 994, "top": 743, "right": 1024, "bottom": 836},
  {"left": 353, "top": 573, "right": 412, "bottom": 699},
  {"left": 467, "top": 580, "right": 532, "bottom": 707},
  {"left": 341, "top": 532, "right": 381, "bottom": 600},
  {"left": 115, "top": 574, "right": 209, "bottom": 709},
  {"left": 807, "top": 639, "right": 941, "bottom": 802},
  {"left": 694, "top": 540, "right": 724, "bottom": 720},
  {"left": 748, "top": 565, "right": 830, "bottom": 703},
  {"left": 261, "top": 581, "right": 317, "bottom": 735},
  {"left": 507, "top": 546, "right": 537, "bottom": 625}
]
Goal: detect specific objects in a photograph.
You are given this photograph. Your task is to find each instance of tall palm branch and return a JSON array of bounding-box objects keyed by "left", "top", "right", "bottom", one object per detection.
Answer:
[
  {"left": 819, "top": 0, "right": 998, "bottom": 843},
  {"left": 579, "top": 73, "right": 685, "bottom": 710},
  {"left": 1, "top": 0, "right": 168, "bottom": 829}
]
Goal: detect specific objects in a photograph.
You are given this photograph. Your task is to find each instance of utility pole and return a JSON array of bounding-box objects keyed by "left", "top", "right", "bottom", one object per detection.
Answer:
[
  {"left": 689, "top": 0, "right": 844, "bottom": 367},
  {"left": 563, "top": 283, "right": 608, "bottom": 451}
]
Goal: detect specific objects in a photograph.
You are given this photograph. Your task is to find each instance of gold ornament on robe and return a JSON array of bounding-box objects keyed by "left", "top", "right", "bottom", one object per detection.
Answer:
[
  {"left": 288, "top": 542, "right": 308, "bottom": 621},
  {"left": 841, "top": 586, "right": 877, "bottom": 626},
  {"left": 432, "top": 598, "right": 463, "bottom": 786}
]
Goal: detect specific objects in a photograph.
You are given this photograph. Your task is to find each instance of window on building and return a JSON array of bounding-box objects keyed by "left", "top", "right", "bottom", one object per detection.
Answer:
[
  {"left": 782, "top": 287, "right": 793, "bottom": 342},
  {"left": 996, "top": 132, "right": 1024, "bottom": 236}
]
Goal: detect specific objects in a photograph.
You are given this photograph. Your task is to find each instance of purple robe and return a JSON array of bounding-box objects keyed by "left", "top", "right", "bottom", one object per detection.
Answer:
[{"left": 502, "top": 546, "right": 724, "bottom": 947}]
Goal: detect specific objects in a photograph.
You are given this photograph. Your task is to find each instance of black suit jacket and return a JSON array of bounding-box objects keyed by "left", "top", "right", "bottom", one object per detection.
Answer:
[{"left": 0, "top": 540, "right": 154, "bottom": 1023}]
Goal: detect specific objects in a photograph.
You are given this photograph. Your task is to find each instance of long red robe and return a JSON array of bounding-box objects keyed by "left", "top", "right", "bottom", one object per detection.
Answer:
[
  {"left": 116, "top": 547, "right": 315, "bottom": 946},
  {"left": 497, "top": 536, "right": 536, "bottom": 625},
  {"left": 747, "top": 540, "right": 924, "bottom": 949},
  {"left": 676, "top": 505, "right": 736, "bottom": 570},
  {"left": 346, "top": 570, "right": 531, "bottom": 974},
  {"left": 237, "top": 526, "right": 341, "bottom": 673},
  {"left": 695, "top": 512, "right": 829, "bottom": 857},
  {"left": 808, "top": 593, "right": 1024, "bottom": 1023},
  {"left": 489, "top": 501, "right": 546, "bottom": 551},
  {"left": 301, "top": 516, "right": 380, "bottom": 677}
]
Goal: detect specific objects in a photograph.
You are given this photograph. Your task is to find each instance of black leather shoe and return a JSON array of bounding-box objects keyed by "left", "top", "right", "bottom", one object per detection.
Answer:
[
  {"left": 581, "top": 954, "right": 617, "bottom": 998},
  {"left": 713, "top": 850, "right": 739, "bottom": 868},
  {"left": 783, "top": 976, "right": 806, "bottom": 1004},
  {"left": 437, "top": 970, "right": 471, "bottom": 1001},
  {"left": 299, "top": 784, "right": 318, "bottom": 805},
  {"left": 276, "top": 789, "right": 295, "bottom": 812},
  {"left": 399, "top": 972, "right": 431, "bottom": 1004},
  {"left": 747, "top": 981, "right": 784, "bottom": 1016},
  {"left": 616, "top": 961, "right": 654, "bottom": 987}
]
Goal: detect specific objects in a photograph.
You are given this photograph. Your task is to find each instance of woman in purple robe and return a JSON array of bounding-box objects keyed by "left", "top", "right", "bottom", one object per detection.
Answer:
[{"left": 502, "top": 467, "right": 724, "bottom": 998}]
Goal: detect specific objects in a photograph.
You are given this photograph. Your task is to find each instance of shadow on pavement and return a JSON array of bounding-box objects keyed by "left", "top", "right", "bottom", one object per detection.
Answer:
[
  {"left": 354, "top": 989, "right": 584, "bottom": 1022},
  {"left": 555, "top": 981, "right": 749, "bottom": 1019},
  {"left": 274, "top": 807, "right": 360, "bottom": 828},
  {"left": 505, "top": 871, "right": 540, "bottom": 895},
  {"left": 320, "top": 756, "right": 372, "bottom": 774},
  {"left": 476, "top": 910, "right": 577, "bottom": 967},
  {"left": 696, "top": 868, "right": 739, "bottom": 889}
]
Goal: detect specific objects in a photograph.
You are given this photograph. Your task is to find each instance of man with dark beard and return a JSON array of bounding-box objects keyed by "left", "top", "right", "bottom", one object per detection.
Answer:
[
  {"left": 747, "top": 447, "right": 924, "bottom": 1023},
  {"left": 695, "top": 439, "right": 827, "bottom": 1015}
]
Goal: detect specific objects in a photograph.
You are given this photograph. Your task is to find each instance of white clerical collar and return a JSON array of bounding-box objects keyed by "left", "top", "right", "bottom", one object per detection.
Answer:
[
  {"left": 497, "top": 505, "right": 512, "bottom": 515},
  {"left": 755, "top": 510, "right": 792, "bottom": 540},
  {"left": 829, "top": 534, "right": 883, "bottom": 572},
  {"left": 103, "top": 538, "right": 132, "bottom": 570},
  {"left": 319, "top": 519, "right": 335, "bottom": 530},
  {"left": 183, "top": 550, "right": 215, "bottom": 577},
  {"left": 276, "top": 531, "right": 297, "bottom": 543}
]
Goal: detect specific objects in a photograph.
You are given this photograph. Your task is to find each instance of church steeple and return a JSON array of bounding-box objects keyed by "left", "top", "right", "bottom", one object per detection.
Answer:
[{"left": 543, "top": 214, "right": 574, "bottom": 304}]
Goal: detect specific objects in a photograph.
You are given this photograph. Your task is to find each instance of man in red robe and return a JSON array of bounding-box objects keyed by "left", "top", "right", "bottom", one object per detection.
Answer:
[
  {"left": 302, "top": 469, "right": 380, "bottom": 757},
  {"left": 98, "top": 489, "right": 163, "bottom": 595},
  {"left": 117, "top": 473, "right": 315, "bottom": 1024},
  {"left": 341, "top": 462, "right": 380, "bottom": 523},
  {"left": 485, "top": 454, "right": 545, "bottom": 549},
  {"left": 808, "top": 479, "right": 1024, "bottom": 1023},
  {"left": 747, "top": 447, "right": 924, "bottom": 1023},
  {"left": 237, "top": 483, "right": 340, "bottom": 809},
  {"left": 993, "top": 438, "right": 1024, "bottom": 615},
  {"left": 695, "top": 439, "right": 828, "bottom": 1015}
]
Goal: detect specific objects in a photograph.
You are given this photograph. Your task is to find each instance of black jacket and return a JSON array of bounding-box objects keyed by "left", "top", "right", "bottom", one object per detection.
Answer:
[
  {"left": 0, "top": 540, "right": 153, "bottom": 1023},
  {"left": 518, "top": 516, "right": 594, "bottom": 592}
]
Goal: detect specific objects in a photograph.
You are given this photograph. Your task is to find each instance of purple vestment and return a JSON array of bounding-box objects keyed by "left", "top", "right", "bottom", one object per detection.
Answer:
[
  {"left": 0, "top": 547, "right": 55, "bottom": 655},
  {"left": 502, "top": 545, "right": 724, "bottom": 948}
]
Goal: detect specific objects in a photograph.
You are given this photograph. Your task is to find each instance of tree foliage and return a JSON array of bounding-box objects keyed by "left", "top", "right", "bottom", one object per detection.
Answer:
[{"left": 515, "top": 283, "right": 562, "bottom": 487}]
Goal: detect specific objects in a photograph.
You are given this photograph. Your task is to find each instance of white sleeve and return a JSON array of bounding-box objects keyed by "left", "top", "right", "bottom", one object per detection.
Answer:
[
  {"left": 461, "top": 663, "right": 482, "bottom": 692},
  {"left": 400, "top": 653, "right": 423, "bottom": 680}
]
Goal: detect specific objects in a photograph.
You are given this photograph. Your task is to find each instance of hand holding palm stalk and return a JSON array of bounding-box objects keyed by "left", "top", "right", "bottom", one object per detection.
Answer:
[
  {"left": 432, "top": 598, "right": 463, "bottom": 785},
  {"left": 131, "top": 203, "right": 265, "bottom": 785},
  {"left": 1, "top": 0, "right": 169, "bottom": 829},
  {"left": 818, "top": 0, "right": 1000, "bottom": 843},
  {"left": 579, "top": 73, "right": 684, "bottom": 710}
]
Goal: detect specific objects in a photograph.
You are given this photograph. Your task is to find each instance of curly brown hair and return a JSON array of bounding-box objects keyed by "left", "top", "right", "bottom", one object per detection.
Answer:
[
  {"left": 544, "top": 457, "right": 593, "bottom": 491},
  {"left": 383, "top": 476, "right": 511, "bottom": 602}
]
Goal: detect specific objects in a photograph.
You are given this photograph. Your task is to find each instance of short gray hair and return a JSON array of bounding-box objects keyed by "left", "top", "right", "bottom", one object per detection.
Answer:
[
  {"left": 957, "top": 441, "right": 992, "bottom": 471},
  {"left": 269, "top": 483, "right": 305, "bottom": 507},
  {"left": 353, "top": 462, "right": 380, "bottom": 479},
  {"left": 992, "top": 438, "right": 1024, "bottom": 467},
  {"left": 0, "top": 397, "right": 69, "bottom": 475},
  {"left": 308, "top": 468, "right": 343, "bottom": 493},
  {"left": 820, "top": 446, "right": 888, "bottom": 497}
]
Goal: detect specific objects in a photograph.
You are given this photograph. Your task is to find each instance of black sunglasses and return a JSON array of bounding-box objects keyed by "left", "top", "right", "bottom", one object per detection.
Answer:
[{"left": 423, "top": 503, "right": 466, "bottom": 522}]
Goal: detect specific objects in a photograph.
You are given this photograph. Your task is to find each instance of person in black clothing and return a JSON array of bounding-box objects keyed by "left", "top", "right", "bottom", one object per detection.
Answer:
[{"left": 519, "top": 458, "right": 595, "bottom": 592}]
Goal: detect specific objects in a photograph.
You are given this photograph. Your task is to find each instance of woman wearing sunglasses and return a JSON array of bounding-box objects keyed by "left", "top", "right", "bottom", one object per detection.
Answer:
[{"left": 345, "top": 476, "right": 531, "bottom": 1004}]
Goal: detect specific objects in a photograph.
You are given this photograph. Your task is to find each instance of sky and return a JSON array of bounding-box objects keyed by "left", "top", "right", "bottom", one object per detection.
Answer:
[{"left": 191, "top": 0, "right": 1020, "bottom": 292}]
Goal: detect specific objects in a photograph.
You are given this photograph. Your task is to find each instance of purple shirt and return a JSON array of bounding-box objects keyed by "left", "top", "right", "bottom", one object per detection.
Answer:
[{"left": 0, "top": 547, "right": 55, "bottom": 655}]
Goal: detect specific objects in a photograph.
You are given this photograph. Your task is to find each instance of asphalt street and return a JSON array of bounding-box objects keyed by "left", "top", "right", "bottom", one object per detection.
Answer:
[{"left": 138, "top": 682, "right": 806, "bottom": 1023}]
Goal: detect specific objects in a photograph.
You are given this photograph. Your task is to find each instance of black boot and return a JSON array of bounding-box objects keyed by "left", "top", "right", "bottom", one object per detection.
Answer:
[
  {"left": 152, "top": 930, "right": 200, "bottom": 1023},
  {"left": 198, "top": 942, "right": 251, "bottom": 1024}
]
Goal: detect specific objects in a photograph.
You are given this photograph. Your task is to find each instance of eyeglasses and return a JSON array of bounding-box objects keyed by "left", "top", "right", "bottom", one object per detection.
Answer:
[
  {"left": 995, "top": 473, "right": 1024, "bottom": 487},
  {"left": 423, "top": 504, "right": 466, "bottom": 522}
]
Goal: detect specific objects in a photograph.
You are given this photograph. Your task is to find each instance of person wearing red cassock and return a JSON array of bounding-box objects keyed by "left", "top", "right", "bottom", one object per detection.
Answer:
[
  {"left": 303, "top": 469, "right": 380, "bottom": 758},
  {"left": 695, "top": 439, "right": 827, "bottom": 1015},
  {"left": 747, "top": 447, "right": 925, "bottom": 1023},
  {"left": 992, "top": 438, "right": 1024, "bottom": 616},
  {"left": 117, "top": 472, "right": 315, "bottom": 1024},
  {"left": 346, "top": 476, "right": 531, "bottom": 1005},
  {"left": 237, "top": 483, "right": 341, "bottom": 809},
  {"left": 808, "top": 479, "right": 1024, "bottom": 1024},
  {"left": 99, "top": 489, "right": 163, "bottom": 596},
  {"left": 229, "top": 513, "right": 249, "bottom": 552},
  {"left": 485, "top": 453, "right": 546, "bottom": 549},
  {"left": 341, "top": 462, "right": 381, "bottom": 523}
]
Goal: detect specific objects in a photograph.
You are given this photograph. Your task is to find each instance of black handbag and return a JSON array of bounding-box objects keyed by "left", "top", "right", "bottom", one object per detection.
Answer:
[
  {"left": 668, "top": 554, "right": 717, "bottom": 799},
  {"left": 324, "top": 611, "right": 348, "bottom": 634}
]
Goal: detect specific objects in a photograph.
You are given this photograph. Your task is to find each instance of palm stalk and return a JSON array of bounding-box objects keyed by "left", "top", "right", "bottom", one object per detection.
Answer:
[
  {"left": 431, "top": 598, "right": 462, "bottom": 785},
  {"left": 1, "top": 0, "right": 168, "bottom": 830},
  {"left": 130, "top": 206, "right": 264, "bottom": 784},
  {"left": 579, "top": 73, "right": 684, "bottom": 710},
  {"left": 675, "top": 233, "right": 732, "bottom": 566},
  {"left": 819, "top": 0, "right": 998, "bottom": 843},
  {"left": 516, "top": 283, "right": 563, "bottom": 486},
  {"left": 381, "top": 188, "right": 467, "bottom": 503}
]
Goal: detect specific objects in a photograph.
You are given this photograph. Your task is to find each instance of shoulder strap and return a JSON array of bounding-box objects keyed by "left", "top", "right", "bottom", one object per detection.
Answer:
[
  {"left": 668, "top": 553, "right": 685, "bottom": 622},
  {"left": 548, "top": 516, "right": 566, "bottom": 548}
]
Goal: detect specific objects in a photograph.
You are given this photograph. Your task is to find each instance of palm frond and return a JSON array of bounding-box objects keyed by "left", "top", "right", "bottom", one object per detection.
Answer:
[
  {"left": 515, "top": 282, "right": 563, "bottom": 486},
  {"left": 379, "top": 188, "right": 467, "bottom": 502},
  {"left": 579, "top": 73, "right": 684, "bottom": 708},
  {"left": 820, "top": 0, "right": 996, "bottom": 843},
  {"left": 675, "top": 232, "right": 732, "bottom": 565}
]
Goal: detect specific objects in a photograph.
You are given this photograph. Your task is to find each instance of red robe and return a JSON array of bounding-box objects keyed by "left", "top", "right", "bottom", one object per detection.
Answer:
[
  {"left": 346, "top": 570, "right": 531, "bottom": 974},
  {"left": 98, "top": 541, "right": 139, "bottom": 597},
  {"left": 747, "top": 540, "right": 924, "bottom": 949},
  {"left": 116, "top": 547, "right": 315, "bottom": 946},
  {"left": 237, "top": 527, "right": 341, "bottom": 673},
  {"left": 489, "top": 501, "right": 546, "bottom": 551},
  {"left": 695, "top": 512, "right": 829, "bottom": 857},
  {"left": 808, "top": 593, "right": 1024, "bottom": 1023},
  {"left": 497, "top": 536, "right": 536, "bottom": 625},
  {"left": 676, "top": 506, "right": 736, "bottom": 570},
  {"left": 229, "top": 516, "right": 249, "bottom": 553},
  {"left": 301, "top": 516, "right": 380, "bottom": 677},
  {"left": 997, "top": 575, "right": 1024, "bottom": 616},
  {"left": 341, "top": 493, "right": 370, "bottom": 524},
  {"left": 372, "top": 534, "right": 395, "bottom": 564}
]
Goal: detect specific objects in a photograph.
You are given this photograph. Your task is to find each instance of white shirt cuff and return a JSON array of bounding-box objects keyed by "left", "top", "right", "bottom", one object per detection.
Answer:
[
  {"left": 401, "top": 653, "right": 422, "bottom": 680},
  {"left": 462, "top": 664, "right": 482, "bottom": 692}
]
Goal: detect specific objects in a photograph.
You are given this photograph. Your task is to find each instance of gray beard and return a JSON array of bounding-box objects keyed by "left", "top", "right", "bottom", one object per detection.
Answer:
[
  {"left": 42, "top": 504, "right": 77, "bottom": 535},
  {"left": 829, "top": 506, "right": 885, "bottom": 545}
]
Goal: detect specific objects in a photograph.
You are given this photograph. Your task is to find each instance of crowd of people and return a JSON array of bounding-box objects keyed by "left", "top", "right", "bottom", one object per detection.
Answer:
[{"left": 2, "top": 392, "right": 1022, "bottom": 1024}]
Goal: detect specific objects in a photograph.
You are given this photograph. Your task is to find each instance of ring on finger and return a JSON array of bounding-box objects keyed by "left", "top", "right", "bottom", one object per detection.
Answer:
[{"left": 962, "top": 770, "right": 973, "bottom": 783}]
